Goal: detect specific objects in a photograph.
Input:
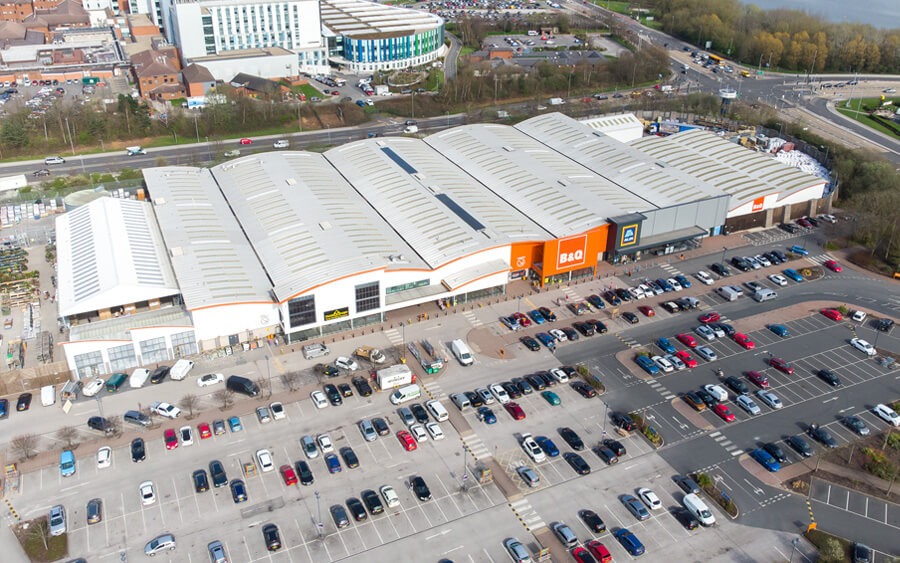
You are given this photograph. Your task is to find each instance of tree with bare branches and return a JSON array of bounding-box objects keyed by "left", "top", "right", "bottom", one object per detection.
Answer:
[
  {"left": 178, "top": 394, "right": 201, "bottom": 419},
  {"left": 280, "top": 371, "right": 301, "bottom": 392},
  {"left": 11, "top": 434, "right": 39, "bottom": 460},
  {"left": 213, "top": 389, "right": 235, "bottom": 411},
  {"left": 255, "top": 377, "right": 272, "bottom": 399},
  {"left": 56, "top": 426, "right": 79, "bottom": 450},
  {"left": 106, "top": 416, "right": 123, "bottom": 437}
]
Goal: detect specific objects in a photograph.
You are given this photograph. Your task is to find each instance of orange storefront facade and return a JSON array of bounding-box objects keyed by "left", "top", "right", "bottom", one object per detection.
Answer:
[{"left": 509, "top": 225, "right": 610, "bottom": 286}]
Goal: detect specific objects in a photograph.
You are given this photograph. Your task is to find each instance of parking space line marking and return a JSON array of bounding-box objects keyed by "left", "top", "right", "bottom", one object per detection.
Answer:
[
  {"left": 434, "top": 474, "right": 464, "bottom": 518},
  {"left": 170, "top": 476, "right": 184, "bottom": 525}
]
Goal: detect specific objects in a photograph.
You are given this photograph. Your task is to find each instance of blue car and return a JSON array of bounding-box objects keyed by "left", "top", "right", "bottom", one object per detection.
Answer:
[
  {"left": 750, "top": 448, "right": 781, "bottom": 472},
  {"left": 325, "top": 453, "right": 342, "bottom": 474},
  {"left": 635, "top": 356, "right": 660, "bottom": 375},
  {"left": 535, "top": 436, "right": 560, "bottom": 457},
  {"left": 528, "top": 310, "right": 546, "bottom": 325},
  {"left": 535, "top": 332, "right": 556, "bottom": 350},
  {"left": 788, "top": 245, "right": 809, "bottom": 256},
  {"left": 783, "top": 268, "right": 804, "bottom": 282},
  {"left": 228, "top": 416, "right": 243, "bottom": 432},
  {"left": 768, "top": 324, "right": 790, "bottom": 337},
  {"left": 674, "top": 274, "right": 692, "bottom": 289},
  {"left": 476, "top": 406, "right": 496, "bottom": 424},
  {"left": 60, "top": 450, "right": 76, "bottom": 477},
  {"left": 656, "top": 278, "right": 674, "bottom": 292},
  {"left": 0, "top": 398, "right": 8, "bottom": 418},
  {"left": 355, "top": 100, "right": 366, "bottom": 107},
  {"left": 615, "top": 528, "right": 645, "bottom": 556},
  {"left": 656, "top": 337, "right": 676, "bottom": 355}
]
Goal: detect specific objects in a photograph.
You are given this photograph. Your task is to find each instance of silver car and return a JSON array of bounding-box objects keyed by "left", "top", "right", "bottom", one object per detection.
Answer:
[
  {"left": 208, "top": 540, "right": 228, "bottom": 563},
  {"left": 694, "top": 325, "right": 716, "bottom": 341},
  {"left": 695, "top": 346, "right": 718, "bottom": 361},
  {"left": 145, "top": 533, "right": 176, "bottom": 556},
  {"left": 300, "top": 435, "right": 319, "bottom": 459},
  {"left": 48, "top": 505, "right": 66, "bottom": 536},
  {"left": 358, "top": 419, "right": 377, "bottom": 442},
  {"left": 503, "top": 537, "right": 532, "bottom": 563},
  {"left": 756, "top": 390, "right": 783, "bottom": 409},
  {"left": 736, "top": 394, "right": 761, "bottom": 415}
]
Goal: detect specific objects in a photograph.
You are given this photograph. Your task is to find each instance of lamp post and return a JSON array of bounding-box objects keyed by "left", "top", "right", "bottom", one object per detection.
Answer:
[
  {"left": 264, "top": 354, "right": 271, "bottom": 399},
  {"left": 193, "top": 114, "right": 200, "bottom": 143},
  {"left": 65, "top": 117, "right": 76, "bottom": 155},
  {"left": 789, "top": 537, "right": 801, "bottom": 563},
  {"left": 461, "top": 446, "right": 469, "bottom": 491},
  {"left": 315, "top": 491, "right": 323, "bottom": 538},
  {"left": 721, "top": 247, "right": 727, "bottom": 265}
]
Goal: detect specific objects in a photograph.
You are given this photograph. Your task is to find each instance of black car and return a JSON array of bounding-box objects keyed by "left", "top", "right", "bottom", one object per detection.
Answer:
[
  {"left": 807, "top": 424, "right": 837, "bottom": 448},
  {"left": 16, "top": 393, "right": 32, "bottom": 411},
  {"left": 338, "top": 383, "right": 353, "bottom": 397},
  {"left": 520, "top": 336, "right": 541, "bottom": 351},
  {"left": 361, "top": 489, "right": 384, "bottom": 514},
  {"left": 564, "top": 452, "right": 591, "bottom": 475},
  {"left": 262, "top": 523, "right": 281, "bottom": 552},
  {"left": 192, "top": 469, "right": 209, "bottom": 492},
  {"left": 615, "top": 288, "right": 632, "bottom": 302},
  {"left": 560, "top": 366, "right": 578, "bottom": 378},
  {"left": 526, "top": 375, "right": 547, "bottom": 391},
  {"left": 817, "top": 369, "right": 841, "bottom": 387},
  {"left": 843, "top": 416, "right": 870, "bottom": 436},
  {"left": 730, "top": 256, "right": 752, "bottom": 272},
  {"left": 33, "top": 168, "right": 51, "bottom": 177},
  {"left": 209, "top": 460, "right": 228, "bottom": 487},
  {"left": 710, "top": 263, "right": 731, "bottom": 277},
  {"left": 352, "top": 376, "right": 373, "bottom": 397},
  {"left": 538, "top": 306, "right": 558, "bottom": 321},
  {"left": 230, "top": 479, "right": 248, "bottom": 503},
  {"left": 671, "top": 508, "right": 700, "bottom": 530},
  {"left": 714, "top": 322, "right": 736, "bottom": 337},
  {"left": 578, "top": 509, "right": 606, "bottom": 533},
  {"left": 770, "top": 250, "right": 788, "bottom": 262},
  {"left": 588, "top": 319, "right": 608, "bottom": 334},
  {"left": 763, "top": 443, "right": 787, "bottom": 463},
  {"left": 593, "top": 445, "right": 618, "bottom": 465},
  {"left": 465, "top": 391, "right": 484, "bottom": 408},
  {"left": 611, "top": 413, "right": 636, "bottom": 432},
  {"left": 340, "top": 446, "right": 360, "bottom": 469},
  {"left": 561, "top": 327, "right": 579, "bottom": 341},
  {"left": 764, "top": 251, "right": 783, "bottom": 265},
  {"left": 149, "top": 366, "right": 170, "bottom": 384},
  {"left": 331, "top": 504, "right": 350, "bottom": 528},
  {"left": 372, "top": 417, "right": 390, "bottom": 436},
  {"left": 603, "top": 290, "right": 621, "bottom": 306},
  {"left": 323, "top": 384, "right": 342, "bottom": 405},
  {"left": 538, "top": 371, "right": 557, "bottom": 387},
  {"left": 786, "top": 435, "right": 813, "bottom": 457},
  {"left": 295, "top": 461, "right": 314, "bottom": 485},
  {"left": 586, "top": 295, "right": 606, "bottom": 310},
  {"left": 661, "top": 301, "right": 681, "bottom": 314},
  {"left": 778, "top": 223, "right": 799, "bottom": 233},
  {"left": 512, "top": 377, "right": 533, "bottom": 395},
  {"left": 502, "top": 381, "right": 522, "bottom": 400},
  {"left": 696, "top": 388, "right": 718, "bottom": 408},
  {"left": 410, "top": 403, "right": 430, "bottom": 424},
  {"left": 724, "top": 376, "right": 748, "bottom": 395},
  {"left": 87, "top": 416, "right": 113, "bottom": 433},
  {"left": 621, "top": 312, "right": 639, "bottom": 324},
  {"left": 853, "top": 543, "right": 872, "bottom": 563},
  {"left": 570, "top": 381, "right": 596, "bottom": 398},
  {"left": 131, "top": 438, "right": 146, "bottom": 462},
  {"left": 411, "top": 476, "right": 431, "bottom": 501},
  {"left": 559, "top": 427, "right": 584, "bottom": 450},
  {"left": 602, "top": 438, "right": 626, "bottom": 457},
  {"left": 876, "top": 318, "right": 894, "bottom": 332},
  {"left": 346, "top": 497, "right": 367, "bottom": 521},
  {"left": 573, "top": 321, "right": 595, "bottom": 336}
]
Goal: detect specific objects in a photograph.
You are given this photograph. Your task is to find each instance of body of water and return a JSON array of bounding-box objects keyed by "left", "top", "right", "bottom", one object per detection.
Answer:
[{"left": 745, "top": 0, "right": 899, "bottom": 29}]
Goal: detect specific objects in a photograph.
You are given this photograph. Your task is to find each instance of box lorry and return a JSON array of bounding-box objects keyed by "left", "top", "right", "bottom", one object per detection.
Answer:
[
  {"left": 549, "top": 97, "right": 565, "bottom": 105},
  {"left": 376, "top": 364, "right": 414, "bottom": 390}
]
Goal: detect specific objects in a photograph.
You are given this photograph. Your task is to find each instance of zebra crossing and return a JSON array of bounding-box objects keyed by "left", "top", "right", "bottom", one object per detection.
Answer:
[
  {"left": 462, "top": 433, "right": 491, "bottom": 460},
  {"left": 461, "top": 310, "right": 483, "bottom": 327},
  {"left": 421, "top": 381, "right": 446, "bottom": 400},
  {"left": 508, "top": 498, "right": 546, "bottom": 531},
  {"left": 805, "top": 253, "right": 837, "bottom": 266},
  {"left": 562, "top": 287, "right": 582, "bottom": 302},
  {"left": 645, "top": 378, "right": 676, "bottom": 401},
  {"left": 615, "top": 332, "right": 641, "bottom": 349},
  {"left": 743, "top": 227, "right": 802, "bottom": 246},
  {"left": 659, "top": 262, "right": 683, "bottom": 277},
  {"left": 709, "top": 431, "right": 744, "bottom": 457},
  {"left": 384, "top": 328, "right": 403, "bottom": 346}
]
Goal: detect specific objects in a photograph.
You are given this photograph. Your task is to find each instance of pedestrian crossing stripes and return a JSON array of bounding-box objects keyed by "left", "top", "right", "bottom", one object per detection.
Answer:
[
  {"left": 462, "top": 434, "right": 490, "bottom": 460},
  {"left": 384, "top": 328, "right": 403, "bottom": 346},
  {"left": 508, "top": 498, "right": 546, "bottom": 531},
  {"left": 421, "top": 382, "right": 446, "bottom": 400},
  {"left": 805, "top": 253, "right": 836, "bottom": 266},
  {"left": 562, "top": 288, "right": 581, "bottom": 303},
  {"left": 615, "top": 332, "right": 641, "bottom": 349},
  {"left": 659, "top": 262, "right": 683, "bottom": 276},
  {"left": 709, "top": 431, "right": 744, "bottom": 456},
  {"left": 645, "top": 378, "right": 676, "bottom": 400},
  {"left": 462, "top": 310, "right": 483, "bottom": 327}
]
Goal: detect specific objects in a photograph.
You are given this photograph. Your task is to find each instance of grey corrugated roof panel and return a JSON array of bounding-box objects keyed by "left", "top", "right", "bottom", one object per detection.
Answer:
[
  {"left": 68, "top": 306, "right": 193, "bottom": 342},
  {"left": 142, "top": 167, "right": 275, "bottom": 310},
  {"left": 211, "top": 152, "right": 425, "bottom": 302}
]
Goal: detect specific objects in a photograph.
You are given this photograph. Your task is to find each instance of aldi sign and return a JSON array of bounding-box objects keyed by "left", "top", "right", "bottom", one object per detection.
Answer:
[{"left": 620, "top": 224, "right": 639, "bottom": 247}]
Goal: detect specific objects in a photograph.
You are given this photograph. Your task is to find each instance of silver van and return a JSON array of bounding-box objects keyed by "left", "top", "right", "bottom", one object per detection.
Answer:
[
  {"left": 752, "top": 288, "right": 777, "bottom": 302},
  {"left": 302, "top": 343, "right": 330, "bottom": 360},
  {"left": 716, "top": 286, "right": 741, "bottom": 302},
  {"left": 450, "top": 392, "right": 471, "bottom": 411}
]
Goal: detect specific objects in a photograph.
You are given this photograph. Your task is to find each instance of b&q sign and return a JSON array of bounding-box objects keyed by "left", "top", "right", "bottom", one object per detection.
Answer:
[
  {"left": 556, "top": 235, "right": 587, "bottom": 270},
  {"left": 751, "top": 197, "right": 765, "bottom": 213}
]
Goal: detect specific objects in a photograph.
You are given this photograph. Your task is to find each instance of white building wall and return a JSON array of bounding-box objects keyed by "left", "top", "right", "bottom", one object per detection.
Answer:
[
  {"left": 168, "top": 1, "right": 205, "bottom": 57},
  {"left": 190, "top": 52, "right": 297, "bottom": 81},
  {"left": 191, "top": 302, "right": 281, "bottom": 342},
  {"left": 62, "top": 324, "right": 197, "bottom": 378}
]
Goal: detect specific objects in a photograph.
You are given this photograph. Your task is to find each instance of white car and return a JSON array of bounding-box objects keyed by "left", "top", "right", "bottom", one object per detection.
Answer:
[
  {"left": 709, "top": 324, "right": 726, "bottom": 338},
  {"left": 637, "top": 487, "right": 662, "bottom": 510},
  {"left": 256, "top": 449, "right": 274, "bottom": 472},
  {"left": 696, "top": 346, "right": 718, "bottom": 361},
  {"left": 754, "top": 254, "right": 772, "bottom": 267},
  {"left": 97, "top": 446, "right": 111, "bottom": 469},
  {"left": 410, "top": 423, "right": 428, "bottom": 442},
  {"left": 873, "top": 404, "right": 900, "bottom": 427},
  {"left": 549, "top": 368, "right": 569, "bottom": 383},
  {"left": 756, "top": 390, "right": 783, "bottom": 409},
  {"left": 151, "top": 402, "right": 181, "bottom": 419},
  {"left": 667, "top": 278, "right": 683, "bottom": 291},
  {"left": 273, "top": 139, "right": 289, "bottom": 148},
  {"left": 651, "top": 355, "right": 674, "bottom": 373},
  {"left": 83, "top": 378, "right": 105, "bottom": 397},
  {"left": 628, "top": 286, "right": 645, "bottom": 300},
  {"left": 704, "top": 384, "right": 728, "bottom": 402},
  {"left": 425, "top": 421, "right": 445, "bottom": 440},
  {"left": 849, "top": 338, "right": 876, "bottom": 356},
  {"left": 335, "top": 356, "right": 359, "bottom": 371},
  {"left": 476, "top": 387, "right": 495, "bottom": 405},
  {"left": 310, "top": 390, "right": 328, "bottom": 409},
  {"left": 179, "top": 426, "right": 194, "bottom": 447},
  {"left": 694, "top": 325, "right": 716, "bottom": 341},
  {"left": 197, "top": 373, "right": 224, "bottom": 387},
  {"left": 768, "top": 274, "right": 788, "bottom": 286},
  {"left": 139, "top": 480, "right": 156, "bottom": 505},
  {"left": 489, "top": 383, "right": 511, "bottom": 404},
  {"left": 520, "top": 433, "right": 546, "bottom": 463},
  {"left": 270, "top": 402, "right": 285, "bottom": 420},
  {"left": 637, "top": 283, "right": 654, "bottom": 297},
  {"left": 695, "top": 271, "right": 714, "bottom": 285},
  {"left": 665, "top": 354, "right": 686, "bottom": 371},
  {"left": 736, "top": 394, "right": 761, "bottom": 415},
  {"left": 851, "top": 310, "right": 867, "bottom": 323},
  {"left": 380, "top": 485, "right": 401, "bottom": 508},
  {"left": 818, "top": 214, "right": 837, "bottom": 223},
  {"left": 549, "top": 328, "right": 567, "bottom": 342},
  {"left": 316, "top": 433, "right": 334, "bottom": 454}
]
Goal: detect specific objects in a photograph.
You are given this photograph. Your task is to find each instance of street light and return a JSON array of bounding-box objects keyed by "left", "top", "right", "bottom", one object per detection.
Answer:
[
  {"left": 264, "top": 354, "right": 271, "bottom": 399},
  {"left": 721, "top": 247, "right": 727, "bottom": 265},
  {"left": 315, "top": 491, "right": 323, "bottom": 538},
  {"left": 789, "top": 537, "right": 801, "bottom": 563}
]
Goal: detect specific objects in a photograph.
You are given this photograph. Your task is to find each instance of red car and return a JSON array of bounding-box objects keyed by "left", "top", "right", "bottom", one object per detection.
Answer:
[
  {"left": 638, "top": 305, "right": 655, "bottom": 317},
  {"left": 586, "top": 540, "right": 613, "bottom": 563},
  {"left": 504, "top": 401, "right": 526, "bottom": 420},
  {"left": 397, "top": 430, "right": 417, "bottom": 451},
  {"left": 280, "top": 464, "right": 298, "bottom": 486},
  {"left": 733, "top": 333, "right": 755, "bottom": 349},
  {"left": 769, "top": 357, "right": 795, "bottom": 374},
  {"left": 699, "top": 311, "right": 721, "bottom": 324},
  {"left": 821, "top": 308, "right": 843, "bottom": 321},
  {"left": 572, "top": 546, "right": 601, "bottom": 563},
  {"left": 746, "top": 371, "right": 769, "bottom": 388},
  {"left": 164, "top": 428, "right": 178, "bottom": 450},
  {"left": 512, "top": 312, "right": 532, "bottom": 328},
  {"left": 674, "top": 350, "right": 698, "bottom": 368},
  {"left": 713, "top": 404, "right": 735, "bottom": 422},
  {"left": 823, "top": 260, "right": 842, "bottom": 272},
  {"left": 238, "top": 138, "right": 253, "bottom": 145},
  {"left": 198, "top": 422, "right": 212, "bottom": 440},
  {"left": 676, "top": 333, "right": 698, "bottom": 348}
]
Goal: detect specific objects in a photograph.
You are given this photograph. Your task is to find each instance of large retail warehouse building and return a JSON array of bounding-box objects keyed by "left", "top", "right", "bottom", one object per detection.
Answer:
[{"left": 56, "top": 112, "right": 826, "bottom": 376}]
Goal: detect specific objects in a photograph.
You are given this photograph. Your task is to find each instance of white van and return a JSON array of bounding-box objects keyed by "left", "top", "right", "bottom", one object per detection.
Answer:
[
  {"left": 169, "top": 359, "right": 195, "bottom": 381},
  {"left": 683, "top": 493, "right": 716, "bottom": 526},
  {"left": 389, "top": 384, "right": 421, "bottom": 405},
  {"left": 451, "top": 339, "right": 474, "bottom": 366},
  {"left": 450, "top": 392, "right": 471, "bottom": 411},
  {"left": 41, "top": 385, "right": 56, "bottom": 407},
  {"left": 129, "top": 368, "right": 150, "bottom": 388},
  {"left": 426, "top": 399, "right": 449, "bottom": 422},
  {"left": 302, "top": 343, "right": 330, "bottom": 360},
  {"left": 752, "top": 288, "right": 777, "bottom": 302},
  {"left": 716, "top": 286, "right": 741, "bottom": 302}
]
